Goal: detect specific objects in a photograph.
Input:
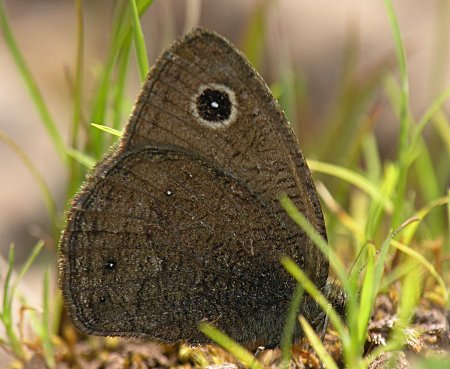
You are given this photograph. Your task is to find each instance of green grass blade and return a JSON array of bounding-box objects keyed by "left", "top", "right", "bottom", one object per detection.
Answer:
[
  {"left": 391, "top": 239, "right": 447, "bottom": 302},
  {"left": 280, "top": 284, "right": 303, "bottom": 363},
  {"left": 299, "top": 316, "right": 339, "bottom": 369},
  {"left": 411, "top": 86, "right": 450, "bottom": 151},
  {"left": 0, "top": 130, "right": 58, "bottom": 235},
  {"left": 240, "top": 1, "right": 267, "bottom": 69},
  {"left": 87, "top": 0, "right": 128, "bottom": 157},
  {"left": 369, "top": 264, "right": 422, "bottom": 361},
  {"left": 112, "top": 34, "right": 133, "bottom": 130},
  {"left": 2, "top": 245, "right": 15, "bottom": 319},
  {"left": 413, "top": 139, "right": 445, "bottom": 235},
  {"left": 0, "top": 0, "right": 66, "bottom": 162},
  {"left": 280, "top": 196, "right": 348, "bottom": 286},
  {"left": 365, "top": 163, "right": 398, "bottom": 239},
  {"left": 66, "top": 147, "right": 96, "bottom": 169},
  {"left": 401, "top": 195, "right": 449, "bottom": 244},
  {"left": 372, "top": 234, "right": 391, "bottom": 285},
  {"left": 198, "top": 323, "right": 264, "bottom": 369},
  {"left": 315, "top": 182, "right": 365, "bottom": 241},
  {"left": 11, "top": 241, "right": 45, "bottom": 296},
  {"left": 130, "top": 0, "right": 149, "bottom": 82},
  {"left": 0, "top": 245, "right": 24, "bottom": 359},
  {"left": 91, "top": 123, "right": 123, "bottom": 137},
  {"left": 371, "top": 219, "right": 419, "bottom": 311},
  {"left": 88, "top": 0, "right": 154, "bottom": 157},
  {"left": 281, "top": 257, "right": 346, "bottom": 342},
  {"left": 362, "top": 132, "right": 382, "bottom": 182},
  {"left": 42, "top": 269, "right": 55, "bottom": 368},
  {"left": 308, "top": 160, "right": 393, "bottom": 211},
  {"left": 68, "top": 0, "right": 85, "bottom": 192},
  {"left": 384, "top": 1, "right": 408, "bottom": 87},
  {"left": 1, "top": 241, "right": 44, "bottom": 359},
  {"left": 384, "top": 0, "right": 411, "bottom": 228},
  {"left": 280, "top": 194, "right": 362, "bottom": 341},
  {"left": 71, "top": 0, "right": 84, "bottom": 148},
  {"left": 413, "top": 139, "right": 441, "bottom": 201},
  {"left": 433, "top": 110, "right": 450, "bottom": 153},
  {"left": 51, "top": 292, "right": 63, "bottom": 336},
  {"left": 356, "top": 244, "right": 375, "bottom": 347},
  {"left": 379, "top": 262, "right": 415, "bottom": 293}
]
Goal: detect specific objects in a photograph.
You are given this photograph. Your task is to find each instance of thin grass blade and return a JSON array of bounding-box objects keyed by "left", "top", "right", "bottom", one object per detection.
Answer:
[
  {"left": 130, "top": 0, "right": 149, "bottom": 81},
  {"left": 198, "top": 323, "right": 264, "bottom": 369},
  {"left": 299, "top": 316, "right": 339, "bottom": 369},
  {"left": 0, "top": 0, "right": 66, "bottom": 162},
  {"left": 0, "top": 130, "right": 58, "bottom": 235},
  {"left": 308, "top": 160, "right": 393, "bottom": 211}
]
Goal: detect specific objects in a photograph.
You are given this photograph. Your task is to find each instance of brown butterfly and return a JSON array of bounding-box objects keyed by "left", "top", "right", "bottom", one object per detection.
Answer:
[{"left": 59, "top": 28, "right": 329, "bottom": 350}]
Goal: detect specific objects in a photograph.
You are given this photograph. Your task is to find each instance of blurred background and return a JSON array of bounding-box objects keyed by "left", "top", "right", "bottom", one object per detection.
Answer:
[
  {"left": 0, "top": 0, "right": 449, "bottom": 333},
  {"left": 0, "top": 0, "right": 449, "bottom": 366}
]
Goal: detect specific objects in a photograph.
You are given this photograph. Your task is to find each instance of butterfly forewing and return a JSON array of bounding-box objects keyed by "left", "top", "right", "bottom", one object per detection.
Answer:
[{"left": 123, "top": 29, "right": 327, "bottom": 293}]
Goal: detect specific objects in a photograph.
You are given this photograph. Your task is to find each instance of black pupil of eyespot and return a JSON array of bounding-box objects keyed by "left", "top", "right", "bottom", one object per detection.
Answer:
[
  {"left": 104, "top": 260, "right": 116, "bottom": 270},
  {"left": 197, "top": 88, "right": 231, "bottom": 122}
]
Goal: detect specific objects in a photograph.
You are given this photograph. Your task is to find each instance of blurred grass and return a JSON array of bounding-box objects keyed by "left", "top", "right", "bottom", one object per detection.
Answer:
[
  {"left": 199, "top": 323, "right": 265, "bottom": 369},
  {"left": 0, "top": 130, "right": 58, "bottom": 236},
  {"left": 0, "top": 0, "right": 66, "bottom": 163},
  {"left": 0, "top": 242, "right": 44, "bottom": 362},
  {"left": 0, "top": 0, "right": 449, "bottom": 367}
]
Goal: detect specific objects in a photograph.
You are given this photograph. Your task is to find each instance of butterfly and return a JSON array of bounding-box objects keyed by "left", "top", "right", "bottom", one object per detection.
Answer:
[{"left": 59, "top": 28, "right": 329, "bottom": 350}]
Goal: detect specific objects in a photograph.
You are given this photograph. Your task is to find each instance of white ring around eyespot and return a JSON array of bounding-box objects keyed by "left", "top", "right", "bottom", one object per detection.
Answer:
[{"left": 190, "top": 83, "right": 238, "bottom": 129}]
